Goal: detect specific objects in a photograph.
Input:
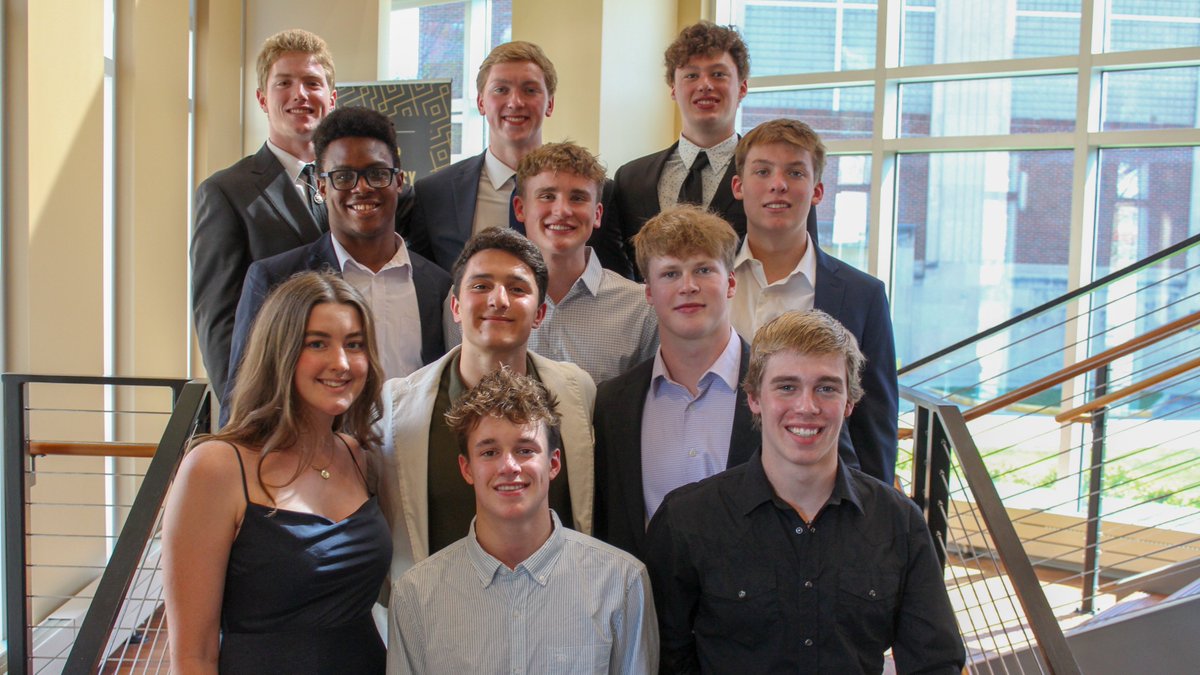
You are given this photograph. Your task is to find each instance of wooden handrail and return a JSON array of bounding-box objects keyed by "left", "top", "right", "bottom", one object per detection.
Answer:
[
  {"left": 1055, "top": 355, "right": 1200, "bottom": 423},
  {"left": 29, "top": 441, "right": 157, "bottom": 459},
  {"left": 963, "top": 311, "right": 1200, "bottom": 421}
]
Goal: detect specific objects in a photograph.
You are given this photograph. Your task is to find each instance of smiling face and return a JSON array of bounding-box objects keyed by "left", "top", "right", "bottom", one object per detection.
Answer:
[
  {"left": 644, "top": 253, "right": 736, "bottom": 343},
  {"left": 257, "top": 51, "right": 335, "bottom": 158},
  {"left": 477, "top": 60, "right": 555, "bottom": 154},
  {"left": 458, "top": 416, "right": 560, "bottom": 527},
  {"left": 671, "top": 51, "right": 747, "bottom": 143},
  {"left": 292, "top": 302, "right": 368, "bottom": 421},
  {"left": 733, "top": 142, "right": 824, "bottom": 240},
  {"left": 749, "top": 349, "right": 853, "bottom": 477},
  {"left": 319, "top": 136, "right": 401, "bottom": 247},
  {"left": 515, "top": 170, "right": 602, "bottom": 259},
  {"left": 451, "top": 249, "right": 547, "bottom": 355}
]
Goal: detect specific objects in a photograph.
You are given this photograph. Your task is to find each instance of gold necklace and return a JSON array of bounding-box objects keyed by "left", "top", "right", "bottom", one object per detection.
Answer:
[{"left": 310, "top": 439, "right": 334, "bottom": 480}]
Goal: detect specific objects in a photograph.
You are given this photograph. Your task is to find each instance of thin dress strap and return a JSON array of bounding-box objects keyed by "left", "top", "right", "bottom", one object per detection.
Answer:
[
  {"left": 335, "top": 433, "right": 370, "bottom": 489},
  {"left": 226, "top": 441, "right": 251, "bottom": 505}
]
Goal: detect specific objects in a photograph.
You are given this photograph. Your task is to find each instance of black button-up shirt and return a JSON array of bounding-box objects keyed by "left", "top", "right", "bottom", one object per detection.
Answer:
[{"left": 645, "top": 452, "right": 965, "bottom": 674}]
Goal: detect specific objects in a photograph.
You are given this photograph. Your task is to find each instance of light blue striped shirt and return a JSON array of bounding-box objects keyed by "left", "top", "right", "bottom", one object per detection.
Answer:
[
  {"left": 641, "top": 327, "right": 742, "bottom": 521},
  {"left": 389, "top": 511, "right": 658, "bottom": 675}
]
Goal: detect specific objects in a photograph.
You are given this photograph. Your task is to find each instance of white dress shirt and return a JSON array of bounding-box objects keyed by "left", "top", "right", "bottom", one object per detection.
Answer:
[
  {"left": 332, "top": 233, "right": 424, "bottom": 379},
  {"left": 656, "top": 133, "right": 739, "bottom": 212},
  {"left": 730, "top": 232, "right": 818, "bottom": 341},
  {"left": 471, "top": 149, "right": 517, "bottom": 235}
]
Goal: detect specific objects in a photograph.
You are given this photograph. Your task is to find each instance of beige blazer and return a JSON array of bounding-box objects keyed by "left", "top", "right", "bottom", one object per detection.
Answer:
[{"left": 377, "top": 346, "right": 596, "bottom": 580}]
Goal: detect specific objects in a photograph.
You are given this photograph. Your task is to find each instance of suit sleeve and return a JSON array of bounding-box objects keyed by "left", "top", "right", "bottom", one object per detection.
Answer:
[
  {"left": 610, "top": 164, "right": 645, "bottom": 281},
  {"left": 592, "top": 391, "right": 611, "bottom": 541},
  {"left": 402, "top": 182, "right": 436, "bottom": 264},
  {"left": 225, "top": 261, "right": 273, "bottom": 409},
  {"left": 589, "top": 178, "right": 635, "bottom": 279},
  {"left": 848, "top": 281, "right": 900, "bottom": 485},
  {"left": 191, "top": 178, "right": 250, "bottom": 400}
]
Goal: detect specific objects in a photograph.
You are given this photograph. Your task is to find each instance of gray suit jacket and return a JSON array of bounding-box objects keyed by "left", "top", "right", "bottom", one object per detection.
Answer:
[
  {"left": 226, "top": 233, "right": 452, "bottom": 413},
  {"left": 592, "top": 338, "right": 759, "bottom": 561},
  {"left": 191, "top": 143, "right": 325, "bottom": 398}
]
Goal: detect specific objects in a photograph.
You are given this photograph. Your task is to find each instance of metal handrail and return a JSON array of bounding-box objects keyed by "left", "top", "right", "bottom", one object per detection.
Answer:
[
  {"left": 900, "top": 232, "right": 1200, "bottom": 375},
  {"left": 1, "top": 373, "right": 201, "bottom": 675},
  {"left": 29, "top": 441, "right": 158, "bottom": 458},
  {"left": 62, "top": 380, "right": 210, "bottom": 674},
  {"left": 904, "top": 385, "right": 1083, "bottom": 675},
  {"left": 1055, "top": 355, "right": 1200, "bottom": 423}
]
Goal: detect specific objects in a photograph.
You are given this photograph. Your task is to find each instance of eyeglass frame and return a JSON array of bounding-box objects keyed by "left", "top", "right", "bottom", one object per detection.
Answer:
[{"left": 318, "top": 167, "right": 402, "bottom": 191}]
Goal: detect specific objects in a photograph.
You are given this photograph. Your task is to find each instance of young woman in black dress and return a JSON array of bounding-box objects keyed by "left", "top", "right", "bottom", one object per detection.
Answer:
[{"left": 164, "top": 271, "right": 391, "bottom": 674}]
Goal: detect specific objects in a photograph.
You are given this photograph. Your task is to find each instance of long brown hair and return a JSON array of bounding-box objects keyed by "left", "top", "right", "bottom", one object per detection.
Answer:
[{"left": 204, "top": 271, "right": 384, "bottom": 497}]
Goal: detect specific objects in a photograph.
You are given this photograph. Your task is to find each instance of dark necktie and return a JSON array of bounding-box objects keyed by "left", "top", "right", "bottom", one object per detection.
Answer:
[
  {"left": 677, "top": 151, "right": 709, "bottom": 206},
  {"left": 299, "top": 163, "right": 324, "bottom": 231}
]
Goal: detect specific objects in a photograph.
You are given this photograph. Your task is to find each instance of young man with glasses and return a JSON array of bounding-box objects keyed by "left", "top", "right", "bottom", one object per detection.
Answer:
[{"left": 226, "top": 107, "right": 450, "bottom": 401}]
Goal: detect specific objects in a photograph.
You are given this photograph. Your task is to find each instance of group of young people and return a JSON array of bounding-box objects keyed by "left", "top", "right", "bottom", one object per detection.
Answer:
[{"left": 168, "top": 19, "right": 964, "bottom": 675}]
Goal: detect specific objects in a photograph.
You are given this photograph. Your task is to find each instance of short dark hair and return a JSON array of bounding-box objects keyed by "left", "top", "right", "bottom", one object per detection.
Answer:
[
  {"left": 313, "top": 107, "right": 401, "bottom": 173},
  {"left": 451, "top": 228, "right": 549, "bottom": 307},
  {"left": 664, "top": 21, "right": 750, "bottom": 85},
  {"left": 444, "top": 366, "right": 563, "bottom": 458}
]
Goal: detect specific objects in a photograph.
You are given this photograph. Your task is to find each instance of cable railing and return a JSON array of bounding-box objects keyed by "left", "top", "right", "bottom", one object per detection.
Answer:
[
  {"left": 2, "top": 374, "right": 211, "bottom": 675},
  {"left": 898, "top": 233, "right": 1200, "bottom": 672}
]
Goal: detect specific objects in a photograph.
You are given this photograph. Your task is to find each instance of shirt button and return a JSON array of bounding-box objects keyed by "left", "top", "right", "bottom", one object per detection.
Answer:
[
  {"left": 804, "top": 639, "right": 814, "bottom": 647},
  {"left": 512, "top": 610, "right": 520, "bottom": 618},
  {"left": 794, "top": 526, "right": 804, "bottom": 534},
  {"left": 804, "top": 580, "right": 813, "bottom": 589},
  {"left": 737, "top": 590, "right": 746, "bottom": 598},
  {"left": 688, "top": 449, "right": 697, "bottom": 458},
  {"left": 868, "top": 589, "right": 877, "bottom": 598}
]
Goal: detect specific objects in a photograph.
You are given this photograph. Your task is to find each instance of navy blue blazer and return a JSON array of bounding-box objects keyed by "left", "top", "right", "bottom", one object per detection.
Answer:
[
  {"left": 592, "top": 339, "right": 759, "bottom": 562},
  {"left": 608, "top": 142, "right": 819, "bottom": 278},
  {"left": 191, "top": 143, "right": 327, "bottom": 399},
  {"left": 811, "top": 246, "right": 899, "bottom": 486},
  {"left": 403, "top": 151, "right": 634, "bottom": 277},
  {"left": 225, "top": 233, "right": 451, "bottom": 410}
]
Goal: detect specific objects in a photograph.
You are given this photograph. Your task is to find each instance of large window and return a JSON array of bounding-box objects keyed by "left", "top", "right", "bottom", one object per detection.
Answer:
[
  {"left": 382, "top": 0, "right": 512, "bottom": 162},
  {"left": 716, "top": 0, "right": 1200, "bottom": 371}
]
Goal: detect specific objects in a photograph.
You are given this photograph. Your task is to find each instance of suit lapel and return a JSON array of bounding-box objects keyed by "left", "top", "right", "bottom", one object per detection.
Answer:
[
  {"left": 452, "top": 152, "right": 487, "bottom": 243},
  {"left": 621, "top": 363, "right": 655, "bottom": 546},
  {"left": 307, "top": 233, "right": 340, "bottom": 272},
  {"left": 812, "top": 247, "right": 846, "bottom": 316},
  {"left": 710, "top": 159, "right": 739, "bottom": 216},
  {"left": 727, "top": 339, "right": 759, "bottom": 467},
  {"left": 639, "top": 144, "right": 676, "bottom": 221},
  {"left": 252, "top": 144, "right": 322, "bottom": 240}
]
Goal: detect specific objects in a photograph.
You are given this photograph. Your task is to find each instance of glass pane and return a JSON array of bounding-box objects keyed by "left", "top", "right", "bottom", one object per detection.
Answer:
[
  {"left": 892, "top": 151, "right": 1075, "bottom": 391},
  {"left": 418, "top": 2, "right": 468, "bottom": 99},
  {"left": 900, "top": 75, "right": 1076, "bottom": 137},
  {"left": 1102, "top": 67, "right": 1200, "bottom": 132},
  {"left": 1095, "top": 147, "right": 1200, "bottom": 277},
  {"left": 491, "top": 0, "right": 513, "bottom": 48},
  {"left": 740, "top": 87, "right": 874, "bottom": 140},
  {"left": 819, "top": 155, "right": 872, "bottom": 272},
  {"left": 1106, "top": 1, "right": 1200, "bottom": 53},
  {"left": 740, "top": 0, "right": 878, "bottom": 75},
  {"left": 901, "top": 0, "right": 1080, "bottom": 67}
]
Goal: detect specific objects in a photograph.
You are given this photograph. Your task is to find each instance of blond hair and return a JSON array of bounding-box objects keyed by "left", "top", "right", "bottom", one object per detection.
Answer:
[
  {"left": 736, "top": 118, "right": 827, "bottom": 183},
  {"left": 476, "top": 41, "right": 558, "bottom": 96},
  {"left": 743, "top": 310, "right": 865, "bottom": 409},
  {"left": 515, "top": 141, "right": 606, "bottom": 197},
  {"left": 256, "top": 29, "right": 335, "bottom": 93},
  {"left": 631, "top": 204, "right": 739, "bottom": 279}
]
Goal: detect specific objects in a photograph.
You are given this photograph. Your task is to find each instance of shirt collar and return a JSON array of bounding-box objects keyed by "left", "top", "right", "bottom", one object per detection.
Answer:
[
  {"left": 465, "top": 510, "right": 566, "bottom": 588},
  {"left": 483, "top": 148, "right": 518, "bottom": 192},
  {"left": 738, "top": 451, "right": 866, "bottom": 517},
  {"left": 575, "top": 248, "right": 604, "bottom": 297},
  {"left": 733, "top": 231, "right": 817, "bottom": 288},
  {"left": 330, "top": 232, "right": 411, "bottom": 274},
  {"left": 265, "top": 139, "right": 310, "bottom": 182},
  {"left": 651, "top": 325, "right": 742, "bottom": 394},
  {"left": 677, "top": 132, "right": 739, "bottom": 172}
]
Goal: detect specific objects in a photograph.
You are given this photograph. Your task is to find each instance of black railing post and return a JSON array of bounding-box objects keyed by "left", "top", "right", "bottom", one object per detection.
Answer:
[
  {"left": 927, "top": 418, "right": 952, "bottom": 569},
  {"left": 1081, "top": 364, "right": 1109, "bottom": 614},
  {"left": 3, "top": 375, "right": 30, "bottom": 675},
  {"left": 912, "top": 404, "right": 931, "bottom": 513}
]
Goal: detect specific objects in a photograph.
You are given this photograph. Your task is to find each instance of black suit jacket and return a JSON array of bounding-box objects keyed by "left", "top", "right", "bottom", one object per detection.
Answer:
[
  {"left": 225, "top": 233, "right": 451, "bottom": 413},
  {"left": 811, "top": 246, "right": 900, "bottom": 485},
  {"left": 609, "top": 142, "right": 819, "bottom": 276},
  {"left": 191, "top": 143, "right": 327, "bottom": 398},
  {"left": 593, "top": 338, "right": 759, "bottom": 561}
]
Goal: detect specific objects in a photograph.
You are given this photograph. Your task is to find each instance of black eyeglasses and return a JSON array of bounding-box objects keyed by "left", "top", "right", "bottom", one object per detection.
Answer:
[{"left": 319, "top": 167, "right": 400, "bottom": 191}]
